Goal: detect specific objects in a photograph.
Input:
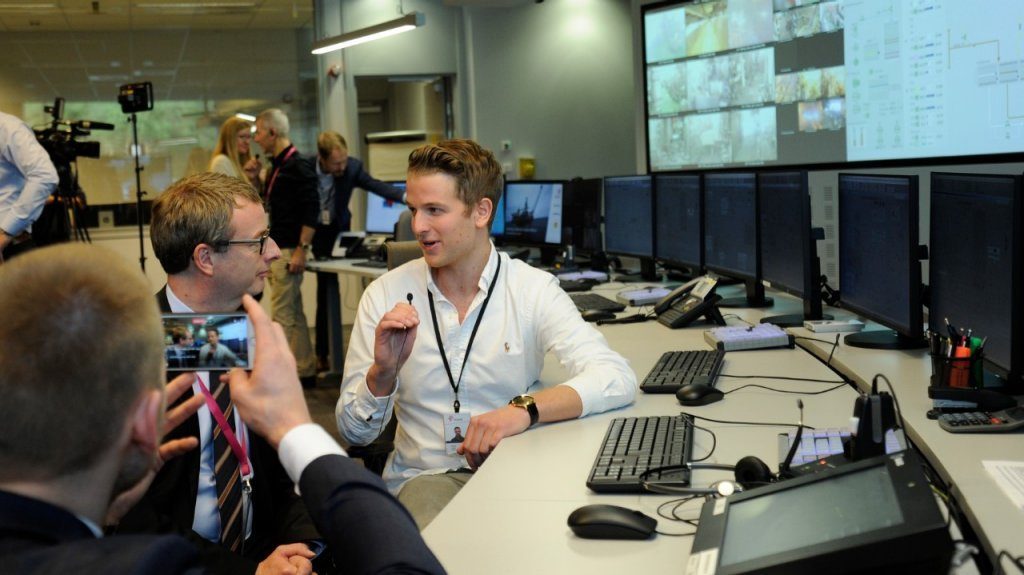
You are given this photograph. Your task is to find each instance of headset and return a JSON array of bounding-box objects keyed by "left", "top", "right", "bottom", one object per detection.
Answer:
[{"left": 640, "top": 401, "right": 806, "bottom": 498}]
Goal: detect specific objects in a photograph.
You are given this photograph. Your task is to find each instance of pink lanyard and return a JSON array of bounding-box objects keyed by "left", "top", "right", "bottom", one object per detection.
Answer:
[
  {"left": 264, "top": 146, "right": 298, "bottom": 202},
  {"left": 195, "top": 374, "right": 253, "bottom": 480}
]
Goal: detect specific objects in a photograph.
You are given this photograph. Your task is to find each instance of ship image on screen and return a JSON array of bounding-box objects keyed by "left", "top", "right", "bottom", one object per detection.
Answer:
[
  {"left": 643, "top": 0, "right": 1024, "bottom": 171},
  {"left": 929, "top": 172, "right": 1023, "bottom": 387},
  {"left": 502, "top": 181, "right": 563, "bottom": 246},
  {"left": 838, "top": 174, "right": 924, "bottom": 349}
]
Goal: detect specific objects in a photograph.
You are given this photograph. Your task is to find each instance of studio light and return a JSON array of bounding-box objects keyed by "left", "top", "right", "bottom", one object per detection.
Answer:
[{"left": 311, "top": 12, "right": 425, "bottom": 55}]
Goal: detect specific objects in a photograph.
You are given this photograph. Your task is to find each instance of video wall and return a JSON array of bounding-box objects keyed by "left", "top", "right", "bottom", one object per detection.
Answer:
[{"left": 644, "top": 0, "right": 1024, "bottom": 171}]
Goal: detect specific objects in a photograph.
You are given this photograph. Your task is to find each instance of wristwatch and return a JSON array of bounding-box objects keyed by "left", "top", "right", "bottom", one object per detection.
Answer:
[
  {"left": 300, "top": 243, "right": 312, "bottom": 252},
  {"left": 508, "top": 394, "right": 539, "bottom": 427}
]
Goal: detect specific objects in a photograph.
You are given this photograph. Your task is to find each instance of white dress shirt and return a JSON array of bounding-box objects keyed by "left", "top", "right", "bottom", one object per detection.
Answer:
[
  {"left": 0, "top": 111, "right": 58, "bottom": 237},
  {"left": 337, "top": 244, "right": 637, "bottom": 493},
  {"left": 165, "top": 286, "right": 255, "bottom": 543}
]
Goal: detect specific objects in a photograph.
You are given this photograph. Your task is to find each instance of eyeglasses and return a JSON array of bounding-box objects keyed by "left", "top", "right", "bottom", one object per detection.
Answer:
[{"left": 216, "top": 229, "right": 270, "bottom": 254}]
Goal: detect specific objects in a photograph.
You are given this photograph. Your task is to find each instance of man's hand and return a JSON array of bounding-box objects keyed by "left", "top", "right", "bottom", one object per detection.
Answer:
[
  {"left": 105, "top": 373, "right": 203, "bottom": 525},
  {"left": 456, "top": 405, "right": 531, "bottom": 470},
  {"left": 367, "top": 300, "right": 419, "bottom": 396},
  {"left": 255, "top": 543, "right": 316, "bottom": 575},
  {"left": 228, "top": 294, "right": 311, "bottom": 449},
  {"left": 286, "top": 248, "right": 306, "bottom": 274}
]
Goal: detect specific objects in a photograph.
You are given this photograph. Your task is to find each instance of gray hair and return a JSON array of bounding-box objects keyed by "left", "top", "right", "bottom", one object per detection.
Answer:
[{"left": 257, "top": 108, "right": 290, "bottom": 137}]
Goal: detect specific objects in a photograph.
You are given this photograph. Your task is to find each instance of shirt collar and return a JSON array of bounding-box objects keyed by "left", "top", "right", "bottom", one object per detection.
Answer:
[
  {"left": 271, "top": 143, "right": 295, "bottom": 166},
  {"left": 165, "top": 284, "right": 194, "bottom": 313}
]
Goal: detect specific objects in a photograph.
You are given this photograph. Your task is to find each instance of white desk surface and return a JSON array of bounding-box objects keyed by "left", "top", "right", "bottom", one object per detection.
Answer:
[
  {"left": 306, "top": 257, "right": 388, "bottom": 279},
  {"left": 419, "top": 283, "right": 1014, "bottom": 574},
  {"left": 423, "top": 284, "right": 870, "bottom": 574}
]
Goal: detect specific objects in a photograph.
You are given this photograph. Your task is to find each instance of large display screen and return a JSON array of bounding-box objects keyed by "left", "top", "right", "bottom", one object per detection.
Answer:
[{"left": 643, "top": 0, "right": 1024, "bottom": 171}]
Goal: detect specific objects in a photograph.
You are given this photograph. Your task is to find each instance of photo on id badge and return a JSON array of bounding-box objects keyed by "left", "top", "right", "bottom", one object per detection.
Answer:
[{"left": 444, "top": 412, "right": 471, "bottom": 454}]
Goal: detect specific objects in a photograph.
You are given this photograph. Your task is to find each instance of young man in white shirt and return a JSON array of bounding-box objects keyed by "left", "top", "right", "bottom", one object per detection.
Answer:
[{"left": 337, "top": 139, "right": 637, "bottom": 528}]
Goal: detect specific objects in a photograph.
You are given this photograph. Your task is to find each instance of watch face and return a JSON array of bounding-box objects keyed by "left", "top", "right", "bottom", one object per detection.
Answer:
[{"left": 512, "top": 395, "right": 533, "bottom": 407}]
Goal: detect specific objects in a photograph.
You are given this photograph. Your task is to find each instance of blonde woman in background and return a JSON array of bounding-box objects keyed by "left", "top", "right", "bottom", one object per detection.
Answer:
[{"left": 209, "top": 116, "right": 260, "bottom": 188}]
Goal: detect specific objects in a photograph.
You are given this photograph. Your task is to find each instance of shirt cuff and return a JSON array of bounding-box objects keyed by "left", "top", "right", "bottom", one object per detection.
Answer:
[{"left": 278, "top": 424, "right": 347, "bottom": 485}]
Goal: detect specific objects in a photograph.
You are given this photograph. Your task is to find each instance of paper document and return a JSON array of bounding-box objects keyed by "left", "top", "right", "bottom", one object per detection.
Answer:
[{"left": 983, "top": 460, "right": 1024, "bottom": 510}]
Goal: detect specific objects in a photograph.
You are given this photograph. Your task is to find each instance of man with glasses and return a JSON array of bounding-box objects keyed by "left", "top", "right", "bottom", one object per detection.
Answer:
[{"left": 118, "top": 172, "right": 324, "bottom": 575}]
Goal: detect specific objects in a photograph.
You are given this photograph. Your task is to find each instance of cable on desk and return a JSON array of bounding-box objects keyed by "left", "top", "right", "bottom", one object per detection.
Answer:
[
  {"left": 996, "top": 550, "right": 1024, "bottom": 575},
  {"left": 654, "top": 497, "right": 702, "bottom": 536},
  {"left": 691, "top": 423, "right": 716, "bottom": 462},
  {"left": 718, "top": 373, "right": 845, "bottom": 384},
  {"left": 687, "top": 413, "right": 808, "bottom": 431},
  {"left": 793, "top": 333, "right": 842, "bottom": 367},
  {"left": 723, "top": 382, "right": 847, "bottom": 396}
]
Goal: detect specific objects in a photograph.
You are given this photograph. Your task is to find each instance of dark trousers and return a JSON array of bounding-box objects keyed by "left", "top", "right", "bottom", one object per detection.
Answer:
[
  {"left": 1, "top": 237, "right": 36, "bottom": 262},
  {"left": 312, "top": 223, "right": 340, "bottom": 362}
]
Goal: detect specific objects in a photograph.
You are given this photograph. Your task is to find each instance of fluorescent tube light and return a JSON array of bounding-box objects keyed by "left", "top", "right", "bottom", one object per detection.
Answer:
[{"left": 311, "top": 12, "right": 424, "bottom": 55}]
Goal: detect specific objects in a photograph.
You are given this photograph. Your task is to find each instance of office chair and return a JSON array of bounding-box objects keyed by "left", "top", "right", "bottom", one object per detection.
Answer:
[
  {"left": 348, "top": 240, "right": 421, "bottom": 475},
  {"left": 385, "top": 240, "right": 422, "bottom": 270},
  {"left": 394, "top": 209, "right": 415, "bottom": 241}
]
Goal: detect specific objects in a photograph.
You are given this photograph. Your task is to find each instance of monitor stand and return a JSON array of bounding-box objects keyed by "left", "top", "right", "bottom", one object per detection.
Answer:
[
  {"left": 845, "top": 330, "right": 927, "bottom": 350},
  {"left": 718, "top": 279, "right": 773, "bottom": 308}
]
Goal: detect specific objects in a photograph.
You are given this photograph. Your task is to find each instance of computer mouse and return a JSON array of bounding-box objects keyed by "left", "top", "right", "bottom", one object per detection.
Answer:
[
  {"left": 676, "top": 383, "right": 724, "bottom": 406},
  {"left": 581, "top": 309, "right": 616, "bottom": 322},
  {"left": 567, "top": 504, "right": 657, "bottom": 540}
]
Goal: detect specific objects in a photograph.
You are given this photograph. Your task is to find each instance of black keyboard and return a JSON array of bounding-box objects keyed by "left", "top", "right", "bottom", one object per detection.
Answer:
[
  {"left": 570, "top": 292, "right": 625, "bottom": 313},
  {"left": 640, "top": 349, "right": 725, "bottom": 394},
  {"left": 586, "top": 414, "right": 696, "bottom": 493},
  {"left": 352, "top": 259, "right": 388, "bottom": 269}
]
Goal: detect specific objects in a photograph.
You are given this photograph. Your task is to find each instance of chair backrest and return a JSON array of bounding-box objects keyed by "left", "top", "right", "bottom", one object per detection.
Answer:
[
  {"left": 385, "top": 240, "right": 423, "bottom": 270},
  {"left": 394, "top": 209, "right": 415, "bottom": 242}
]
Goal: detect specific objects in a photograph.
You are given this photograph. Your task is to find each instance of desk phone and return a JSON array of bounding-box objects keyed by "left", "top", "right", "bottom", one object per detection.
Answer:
[{"left": 938, "top": 406, "right": 1024, "bottom": 433}]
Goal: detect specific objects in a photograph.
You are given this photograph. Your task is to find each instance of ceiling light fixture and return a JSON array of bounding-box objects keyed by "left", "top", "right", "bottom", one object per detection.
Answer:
[{"left": 311, "top": 11, "right": 425, "bottom": 55}]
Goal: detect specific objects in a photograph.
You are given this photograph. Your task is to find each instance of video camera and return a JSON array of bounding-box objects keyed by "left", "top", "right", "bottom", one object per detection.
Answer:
[{"left": 33, "top": 97, "right": 113, "bottom": 165}]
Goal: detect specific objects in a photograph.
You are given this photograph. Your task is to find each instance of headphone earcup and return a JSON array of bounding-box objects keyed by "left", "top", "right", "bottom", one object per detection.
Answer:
[{"left": 734, "top": 455, "right": 773, "bottom": 489}]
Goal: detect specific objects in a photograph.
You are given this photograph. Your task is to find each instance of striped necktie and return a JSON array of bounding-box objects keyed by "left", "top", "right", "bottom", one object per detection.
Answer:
[{"left": 211, "top": 374, "right": 244, "bottom": 552}]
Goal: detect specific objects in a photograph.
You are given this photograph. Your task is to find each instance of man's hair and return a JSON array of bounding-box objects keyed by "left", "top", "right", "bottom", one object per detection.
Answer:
[
  {"left": 0, "top": 244, "right": 164, "bottom": 481},
  {"left": 210, "top": 116, "right": 253, "bottom": 176},
  {"left": 317, "top": 131, "right": 348, "bottom": 159},
  {"left": 257, "top": 108, "right": 290, "bottom": 138},
  {"left": 407, "top": 139, "right": 503, "bottom": 227},
  {"left": 205, "top": 327, "right": 219, "bottom": 337},
  {"left": 151, "top": 172, "right": 263, "bottom": 275},
  {"left": 170, "top": 326, "right": 190, "bottom": 344}
]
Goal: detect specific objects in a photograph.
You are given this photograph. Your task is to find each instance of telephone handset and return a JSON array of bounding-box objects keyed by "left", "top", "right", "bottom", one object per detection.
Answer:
[
  {"left": 332, "top": 231, "right": 387, "bottom": 259},
  {"left": 655, "top": 276, "right": 726, "bottom": 329}
]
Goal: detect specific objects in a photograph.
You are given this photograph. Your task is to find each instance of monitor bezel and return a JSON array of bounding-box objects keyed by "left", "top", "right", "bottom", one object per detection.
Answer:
[
  {"left": 653, "top": 172, "right": 704, "bottom": 276},
  {"left": 837, "top": 173, "right": 923, "bottom": 342},
  {"left": 702, "top": 172, "right": 760, "bottom": 283},
  {"left": 363, "top": 181, "right": 407, "bottom": 235},
  {"left": 602, "top": 174, "right": 655, "bottom": 259},
  {"left": 928, "top": 171, "right": 1023, "bottom": 387},
  {"left": 500, "top": 179, "right": 566, "bottom": 248}
]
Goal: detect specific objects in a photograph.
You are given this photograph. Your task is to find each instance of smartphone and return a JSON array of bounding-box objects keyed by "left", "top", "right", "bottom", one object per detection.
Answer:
[{"left": 161, "top": 313, "right": 254, "bottom": 371}]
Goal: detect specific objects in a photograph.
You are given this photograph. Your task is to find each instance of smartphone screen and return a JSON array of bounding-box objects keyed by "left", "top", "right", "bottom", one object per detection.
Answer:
[{"left": 161, "top": 313, "right": 254, "bottom": 371}]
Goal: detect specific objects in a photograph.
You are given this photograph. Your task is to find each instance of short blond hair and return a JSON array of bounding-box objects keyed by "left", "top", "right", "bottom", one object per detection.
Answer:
[
  {"left": 407, "top": 139, "right": 503, "bottom": 227},
  {"left": 151, "top": 172, "right": 263, "bottom": 274},
  {"left": 0, "top": 244, "right": 164, "bottom": 481},
  {"left": 317, "top": 131, "right": 348, "bottom": 159}
]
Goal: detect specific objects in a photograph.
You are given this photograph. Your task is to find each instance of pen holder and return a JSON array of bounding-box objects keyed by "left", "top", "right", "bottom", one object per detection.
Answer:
[{"left": 930, "top": 350, "right": 985, "bottom": 389}]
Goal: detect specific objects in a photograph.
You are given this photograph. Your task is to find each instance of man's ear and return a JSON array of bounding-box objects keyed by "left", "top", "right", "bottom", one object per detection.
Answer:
[
  {"left": 192, "top": 244, "right": 215, "bottom": 277},
  {"left": 128, "top": 389, "right": 163, "bottom": 454},
  {"left": 475, "top": 198, "right": 493, "bottom": 230}
]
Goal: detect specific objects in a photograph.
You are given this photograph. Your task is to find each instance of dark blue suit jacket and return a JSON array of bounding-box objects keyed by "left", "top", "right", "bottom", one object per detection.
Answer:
[{"left": 0, "top": 455, "right": 444, "bottom": 574}]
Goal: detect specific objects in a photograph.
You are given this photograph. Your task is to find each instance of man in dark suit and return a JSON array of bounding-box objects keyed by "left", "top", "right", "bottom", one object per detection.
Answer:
[
  {"left": 310, "top": 131, "right": 405, "bottom": 373},
  {"left": 117, "top": 172, "right": 321, "bottom": 574},
  {"left": 0, "top": 243, "right": 444, "bottom": 574}
]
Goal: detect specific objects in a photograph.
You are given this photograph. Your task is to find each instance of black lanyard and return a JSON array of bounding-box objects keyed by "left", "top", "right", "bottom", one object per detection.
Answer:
[{"left": 427, "top": 255, "right": 502, "bottom": 413}]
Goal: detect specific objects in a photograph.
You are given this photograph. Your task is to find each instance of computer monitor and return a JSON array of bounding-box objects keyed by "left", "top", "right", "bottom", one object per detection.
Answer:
[
  {"left": 501, "top": 180, "right": 564, "bottom": 246},
  {"left": 838, "top": 173, "right": 925, "bottom": 349},
  {"left": 690, "top": 452, "right": 952, "bottom": 574},
  {"left": 603, "top": 175, "right": 654, "bottom": 261},
  {"left": 929, "top": 172, "right": 1023, "bottom": 390},
  {"left": 758, "top": 171, "right": 831, "bottom": 327},
  {"left": 364, "top": 182, "right": 407, "bottom": 235},
  {"left": 562, "top": 177, "right": 603, "bottom": 256},
  {"left": 703, "top": 172, "right": 771, "bottom": 308},
  {"left": 653, "top": 173, "right": 702, "bottom": 278},
  {"left": 491, "top": 189, "right": 505, "bottom": 240}
]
